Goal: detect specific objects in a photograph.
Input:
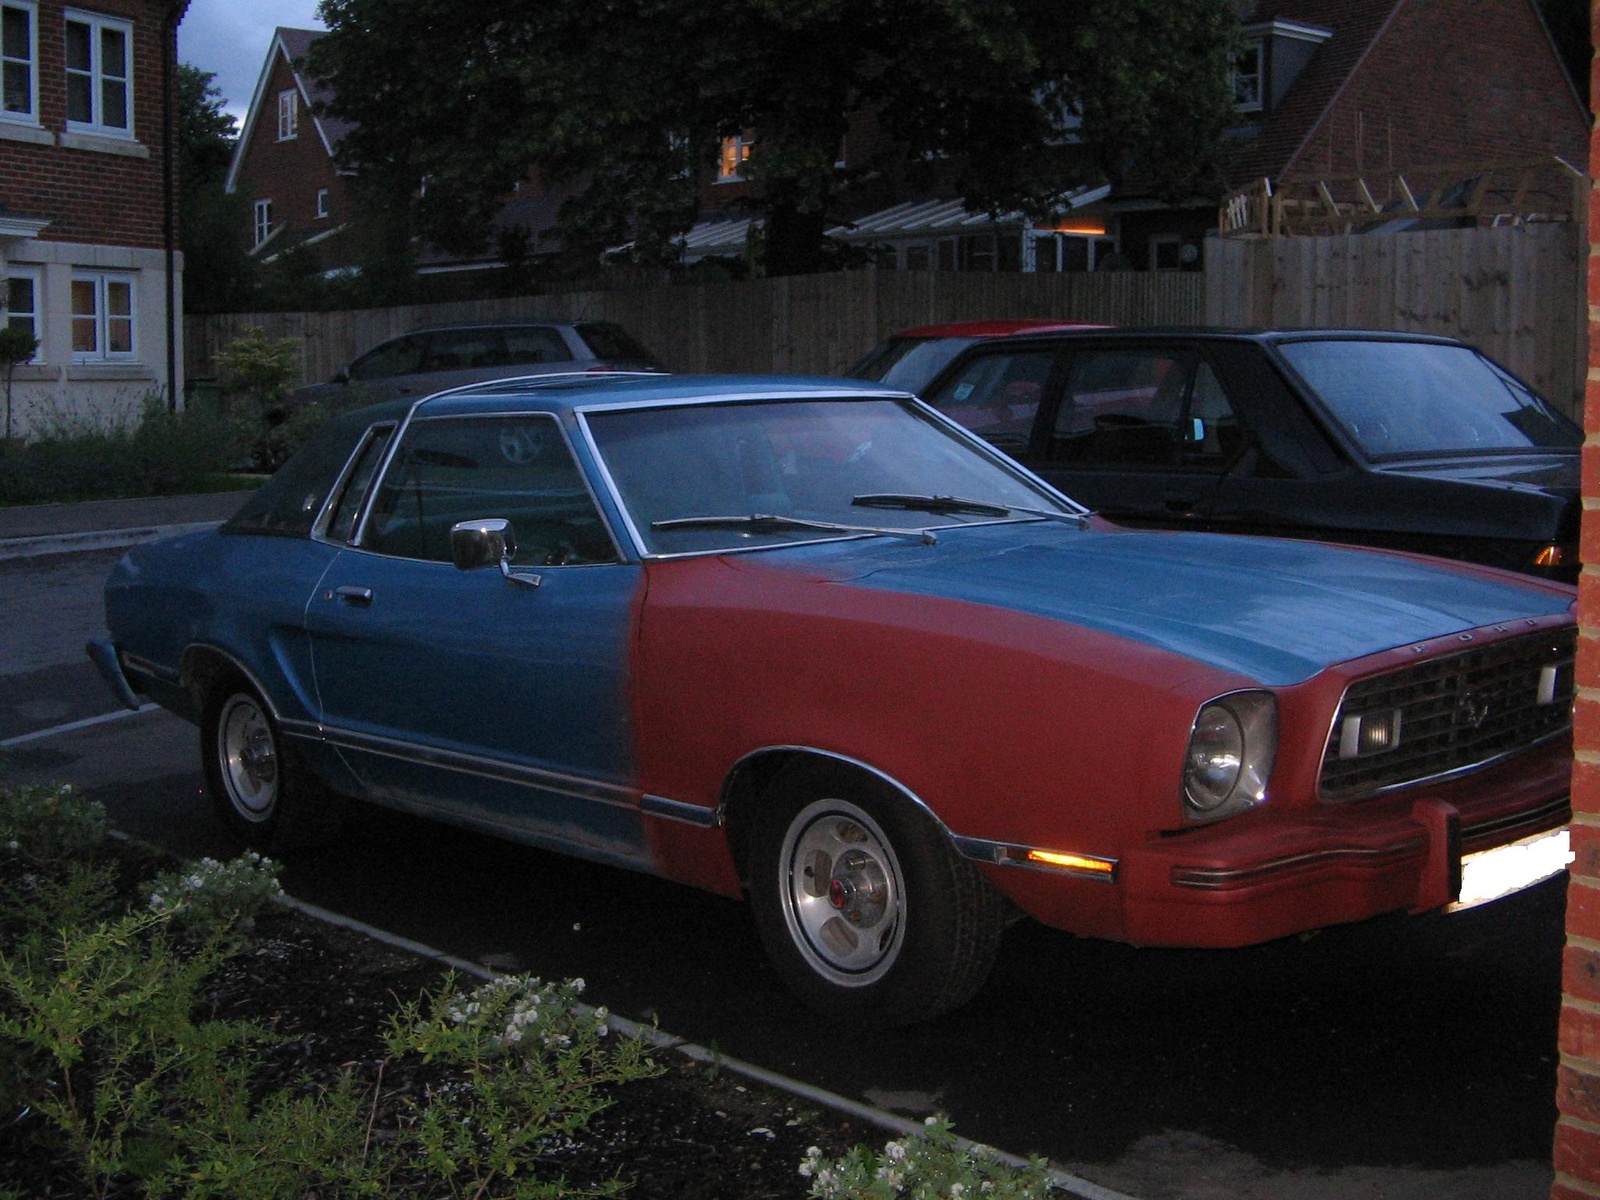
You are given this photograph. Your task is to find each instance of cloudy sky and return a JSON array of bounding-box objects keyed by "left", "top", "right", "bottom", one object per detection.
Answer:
[{"left": 179, "top": 0, "right": 326, "bottom": 125}]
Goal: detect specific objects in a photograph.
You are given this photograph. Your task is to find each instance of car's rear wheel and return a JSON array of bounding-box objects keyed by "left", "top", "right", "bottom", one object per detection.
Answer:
[
  {"left": 748, "top": 763, "right": 1006, "bottom": 1026},
  {"left": 201, "top": 679, "right": 343, "bottom": 851}
]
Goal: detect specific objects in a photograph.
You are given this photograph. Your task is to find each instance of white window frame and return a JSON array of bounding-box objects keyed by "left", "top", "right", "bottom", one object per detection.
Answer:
[
  {"left": 277, "top": 88, "right": 298, "bottom": 140},
  {"left": 3, "top": 264, "right": 41, "bottom": 358},
  {"left": 64, "top": 8, "right": 132, "bottom": 137},
  {"left": 253, "top": 198, "right": 273, "bottom": 246},
  {"left": 70, "top": 271, "right": 136, "bottom": 363},
  {"left": 716, "top": 134, "right": 752, "bottom": 183},
  {"left": 0, "top": 0, "right": 38, "bottom": 125},
  {"left": 316, "top": 187, "right": 329, "bottom": 219},
  {"left": 1231, "top": 40, "right": 1263, "bottom": 113}
]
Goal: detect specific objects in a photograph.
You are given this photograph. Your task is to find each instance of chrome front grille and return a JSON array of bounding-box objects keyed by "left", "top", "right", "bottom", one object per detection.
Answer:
[{"left": 1320, "top": 627, "right": 1575, "bottom": 800}]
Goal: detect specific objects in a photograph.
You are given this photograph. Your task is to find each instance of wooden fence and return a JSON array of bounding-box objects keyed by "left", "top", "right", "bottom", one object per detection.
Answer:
[
  {"left": 184, "top": 270, "right": 1205, "bottom": 386},
  {"left": 1207, "top": 223, "right": 1586, "bottom": 415},
  {"left": 186, "top": 221, "right": 1586, "bottom": 416}
]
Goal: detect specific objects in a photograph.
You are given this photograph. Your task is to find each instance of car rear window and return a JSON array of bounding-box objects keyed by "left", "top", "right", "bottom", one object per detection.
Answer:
[
  {"left": 1278, "top": 339, "right": 1581, "bottom": 458},
  {"left": 574, "top": 322, "right": 657, "bottom": 365}
]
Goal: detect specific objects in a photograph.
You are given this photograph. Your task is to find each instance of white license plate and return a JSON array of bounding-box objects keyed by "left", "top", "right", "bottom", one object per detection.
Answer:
[{"left": 1450, "top": 827, "right": 1573, "bottom": 912}]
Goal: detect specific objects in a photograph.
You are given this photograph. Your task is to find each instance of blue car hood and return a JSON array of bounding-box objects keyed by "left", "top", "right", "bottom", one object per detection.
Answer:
[{"left": 780, "top": 525, "right": 1573, "bottom": 687}]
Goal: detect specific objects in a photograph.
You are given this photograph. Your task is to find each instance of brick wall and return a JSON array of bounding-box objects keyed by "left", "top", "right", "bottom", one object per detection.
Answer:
[
  {"left": 1551, "top": 9, "right": 1600, "bottom": 1196},
  {"left": 1294, "top": 0, "right": 1586, "bottom": 177},
  {"left": 231, "top": 41, "right": 346, "bottom": 254},
  {"left": 0, "top": 0, "right": 173, "bottom": 249}
]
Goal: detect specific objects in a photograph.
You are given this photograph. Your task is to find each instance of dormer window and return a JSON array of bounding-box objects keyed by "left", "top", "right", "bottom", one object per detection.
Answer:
[
  {"left": 1234, "top": 20, "right": 1332, "bottom": 117},
  {"left": 1232, "top": 41, "right": 1263, "bottom": 112}
]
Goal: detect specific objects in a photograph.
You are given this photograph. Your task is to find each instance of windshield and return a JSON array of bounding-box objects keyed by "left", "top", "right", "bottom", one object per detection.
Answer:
[
  {"left": 585, "top": 397, "right": 1076, "bottom": 554},
  {"left": 1277, "top": 339, "right": 1581, "bottom": 459},
  {"left": 848, "top": 337, "right": 979, "bottom": 393}
]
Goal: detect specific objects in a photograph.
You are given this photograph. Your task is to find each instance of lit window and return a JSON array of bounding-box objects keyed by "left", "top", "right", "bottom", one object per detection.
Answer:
[
  {"left": 253, "top": 199, "right": 272, "bottom": 246},
  {"left": 1, "top": 1, "right": 36, "bottom": 122},
  {"left": 316, "top": 188, "right": 329, "bottom": 219},
  {"left": 3, "top": 266, "right": 40, "bottom": 354},
  {"left": 1232, "top": 42, "right": 1262, "bottom": 112},
  {"left": 717, "top": 135, "right": 752, "bottom": 182},
  {"left": 64, "top": 10, "right": 131, "bottom": 135},
  {"left": 70, "top": 272, "right": 135, "bottom": 361},
  {"left": 277, "top": 88, "right": 297, "bottom": 140}
]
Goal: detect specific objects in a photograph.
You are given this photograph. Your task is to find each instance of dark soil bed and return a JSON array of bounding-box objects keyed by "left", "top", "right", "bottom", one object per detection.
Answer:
[{"left": 3, "top": 901, "right": 871, "bottom": 1198}]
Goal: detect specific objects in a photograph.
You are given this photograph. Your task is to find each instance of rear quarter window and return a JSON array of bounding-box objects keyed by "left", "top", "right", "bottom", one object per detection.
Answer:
[{"left": 226, "top": 402, "right": 410, "bottom": 536}]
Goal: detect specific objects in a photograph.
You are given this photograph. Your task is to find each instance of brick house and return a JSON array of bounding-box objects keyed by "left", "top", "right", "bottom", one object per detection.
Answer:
[
  {"left": 679, "top": 0, "right": 1588, "bottom": 275},
  {"left": 1553, "top": 12, "right": 1600, "bottom": 1195},
  {"left": 224, "top": 27, "right": 353, "bottom": 272},
  {"left": 1112, "top": 0, "right": 1589, "bottom": 271},
  {"left": 0, "top": 0, "right": 188, "bottom": 439}
]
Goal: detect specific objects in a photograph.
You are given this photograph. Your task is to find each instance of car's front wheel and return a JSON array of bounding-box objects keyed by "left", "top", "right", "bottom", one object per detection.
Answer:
[
  {"left": 201, "top": 679, "right": 343, "bottom": 851},
  {"left": 748, "top": 764, "right": 1007, "bottom": 1026}
]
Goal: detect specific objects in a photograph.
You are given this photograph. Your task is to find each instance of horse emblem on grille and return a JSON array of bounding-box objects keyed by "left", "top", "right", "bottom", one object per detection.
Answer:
[{"left": 1453, "top": 691, "right": 1493, "bottom": 730}]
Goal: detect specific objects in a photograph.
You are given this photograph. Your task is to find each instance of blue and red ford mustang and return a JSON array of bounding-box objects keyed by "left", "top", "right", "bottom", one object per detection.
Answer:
[{"left": 90, "top": 375, "right": 1577, "bottom": 1025}]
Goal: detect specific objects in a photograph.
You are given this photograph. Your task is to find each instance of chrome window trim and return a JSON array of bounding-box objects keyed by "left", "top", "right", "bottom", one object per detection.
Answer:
[
  {"left": 348, "top": 408, "right": 627, "bottom": 566},
  {"left": 572, "top": 391, "right": 1087, "bottom": 560},
  {"left": 310, "top": 421, "right": 398, "bottom": 544}
]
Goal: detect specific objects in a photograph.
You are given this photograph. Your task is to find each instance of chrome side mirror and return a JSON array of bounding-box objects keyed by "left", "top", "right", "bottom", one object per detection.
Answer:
[{"left": 450, "top": 518, "right": 541, "bottom": 588}]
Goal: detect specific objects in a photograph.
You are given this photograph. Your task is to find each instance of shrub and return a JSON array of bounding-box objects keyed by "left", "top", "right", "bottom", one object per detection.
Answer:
[
  {"left": 0, "top": 779, "right": 663, "bottom": 1199},
  {"left": 0, "top": 783, "right": 108, "bottom": 861},
  {"left": 147, "top": 851, "right": 284, "bottom": 938},
  {"left": 800, "top": 1116, "right": 1058, "bottom": 1199},
  {"left": 0, "top": 396, "right": 248, "bottom": 504}
]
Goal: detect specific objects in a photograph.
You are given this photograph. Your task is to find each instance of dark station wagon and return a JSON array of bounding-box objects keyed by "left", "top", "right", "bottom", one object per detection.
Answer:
[{"left": 921, "top": 329, "right": 1582, "bottom": 580}]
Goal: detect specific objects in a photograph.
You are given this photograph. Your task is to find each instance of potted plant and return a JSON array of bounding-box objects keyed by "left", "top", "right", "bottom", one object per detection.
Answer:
[{"left": 0, "top": 323, "right": 40, "bottom": 453}]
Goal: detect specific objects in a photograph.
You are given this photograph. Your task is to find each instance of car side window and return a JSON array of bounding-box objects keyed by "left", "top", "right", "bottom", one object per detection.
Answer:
[
  {"left": 923, "top": 351, "right": 1055, "bottom": 452},
  {"left": 503, "top": 326, "right": 575, "bottom": 365},
  {"left": 421, "top": 329, "right": 507, "bottom": 372},
  {"left": 361, "top": 415, "right": 617, "bottom": 566},
  {"left": 1047, "top": 350, "right": 1240, "bottom": 472},
  {"left": 348, "top": 335, "right": 425, "bottom": 381}
]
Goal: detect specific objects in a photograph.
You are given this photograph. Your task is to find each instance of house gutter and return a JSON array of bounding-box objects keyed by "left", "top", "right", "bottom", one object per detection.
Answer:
[{"left": 162, "top": 2, "right": 185, "bottom": 411}]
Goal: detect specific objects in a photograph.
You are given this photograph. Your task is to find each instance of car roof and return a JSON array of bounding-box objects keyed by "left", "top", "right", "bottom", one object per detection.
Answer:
[
  {"left": 985, "top": 325, "right": 1467, "bottom": 347},
  {"left": 892, "top": 318, "right": 1108, "bottom": 338},
  {"left": 410, "top": 373, "right": 910, "bottom": 418},
  {"left": 397, "top": 321, "right": 588, "bottom": 336}
]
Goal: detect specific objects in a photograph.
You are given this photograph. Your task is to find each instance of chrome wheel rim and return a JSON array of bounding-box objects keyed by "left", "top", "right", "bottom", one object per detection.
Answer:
[
  {"left": 778, "top": 798, "right": 905, "bottom": 987},
  {"left": 217, "top": 694, "right": 278, "bottom": 822}
]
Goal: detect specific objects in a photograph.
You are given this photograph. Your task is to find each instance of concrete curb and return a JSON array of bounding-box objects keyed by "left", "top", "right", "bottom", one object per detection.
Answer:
[
  {"left": 0, "top": 521, "right": 223, "bottom": 561},
  {"left": 275, "top": 893, "right": 1141, "bottom": 1200}
]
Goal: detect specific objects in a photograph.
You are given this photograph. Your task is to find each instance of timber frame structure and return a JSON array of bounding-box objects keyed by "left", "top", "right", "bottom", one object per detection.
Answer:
[{"left": 1219, "top": 156, "right": 1586, "bottom": 237}]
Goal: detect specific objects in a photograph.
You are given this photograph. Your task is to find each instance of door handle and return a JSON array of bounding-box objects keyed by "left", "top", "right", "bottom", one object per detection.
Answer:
[
  {"left": 329, "top": 585, "right": 373, "bottom": 606},
  {"left": 1163, "top": 496, "right": 1199, "bottom": 514}
]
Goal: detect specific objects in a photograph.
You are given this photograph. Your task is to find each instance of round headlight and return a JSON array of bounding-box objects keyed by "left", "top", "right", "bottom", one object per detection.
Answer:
[{"left": 1186, "top": 703, "right": 1244, "bottom": 812}]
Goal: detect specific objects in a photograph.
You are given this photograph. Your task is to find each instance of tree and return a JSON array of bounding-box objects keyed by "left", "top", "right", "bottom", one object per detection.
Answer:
[
  {"left": 0, "top": 324, "right": 39, "bottom": 445},
  {"left": 310, "top": 0, "right": 1239, "bottom": 277},
  {"left": 178, "top": 65, "right": 257, "bottom": 312}
]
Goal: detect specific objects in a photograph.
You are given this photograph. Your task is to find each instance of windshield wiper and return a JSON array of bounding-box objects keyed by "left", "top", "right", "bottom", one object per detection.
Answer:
[
  {"left": 650, "top": 513, "right": 936, "bottom": 545},
  {"left": 851, "top": 493, "right": 1093, "bottom": 527}
]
